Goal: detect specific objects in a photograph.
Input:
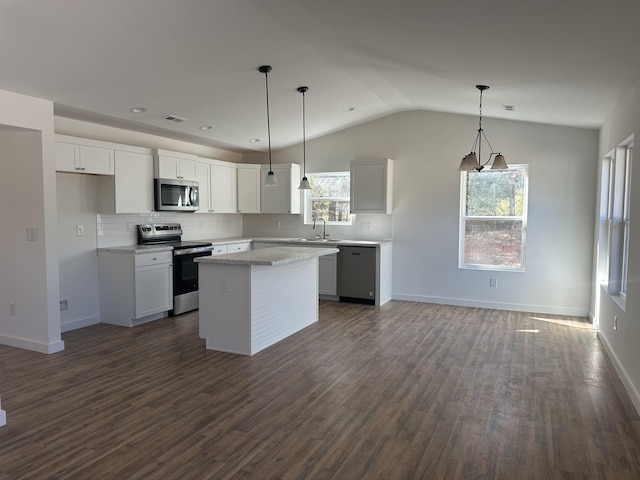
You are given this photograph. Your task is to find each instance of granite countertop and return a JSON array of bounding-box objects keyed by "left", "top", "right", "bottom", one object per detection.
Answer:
[
  {"left": 250, "top": 237, "right": 391, "bottom": 247},
  {"left": 195, "top": 246, "right": 339, "bottom": 266},
  {"left": 97, "top": 237, "right": 390, "bottom": 255},
  {"left": 97, "top": 245, "right": 174, "bottom": 254},
  {"left": 206, "top": 237, "right": 252, "bottom": 246}
]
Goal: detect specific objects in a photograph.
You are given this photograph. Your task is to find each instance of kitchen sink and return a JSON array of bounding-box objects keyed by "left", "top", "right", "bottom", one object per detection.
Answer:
[{"left": 295, "top": 238, "right": 340, "bottom": 242}]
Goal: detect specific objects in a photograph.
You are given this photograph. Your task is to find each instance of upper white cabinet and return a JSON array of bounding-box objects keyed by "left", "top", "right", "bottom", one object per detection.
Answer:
[
  {"left": 260, "top": 163, "right": 301, "bottom": 214},
  {"left": 237, "top": 164, "right": 261, "bottom": 214},
  {"left": 154, "top": 149, "right": 198, "bottom": 181},
  {"left": 55, "top": 135, "right": 115, "bottom": 175},
  {"left": 98, "top": 147, "right": 154, "bottom": 214},
  {"left": 196, "top": 159, "right": 237, "bottom": 214},
  {"left": 350, "top": 158, "right": 394, "bottom": 214}
]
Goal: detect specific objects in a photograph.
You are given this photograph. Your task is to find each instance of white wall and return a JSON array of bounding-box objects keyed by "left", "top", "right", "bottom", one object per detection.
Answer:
[
  {"left": 52, "top": 117, "right": 244, "bottom": 330},
  {"left": 596, "top": 80, "right": 640, "bottom": 413},
  {"left": 0, "top": 90, "right": 63, "bottom": 353},
  {"left": 55, "top": 117, "right": 243, "bottom": 163},
  {"left": 56, "top": 173, "right": 101, "bottom": 332},
  {"left": 262, "top": 110, "right": 598, "bottom": 316}
]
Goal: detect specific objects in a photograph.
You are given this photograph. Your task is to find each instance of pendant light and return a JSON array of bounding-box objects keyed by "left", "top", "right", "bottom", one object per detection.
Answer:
[
  {"left": 259, "top": 65, "right": 278, "bottom": 186},
  {"left": 458, "top": 85, "right": 508, "bottom": 171},
  {"left": 297, "top": 86, "right": 311, "bottom": 190}
]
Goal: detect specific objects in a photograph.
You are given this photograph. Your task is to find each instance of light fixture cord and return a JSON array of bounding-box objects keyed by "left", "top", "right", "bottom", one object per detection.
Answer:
[
  {"left": 477, "top": 88, "right": 483, "bottom": 164},
  {"left": 302, "top": 89, "right": 306, "bottom": 175},
  {"left": 264, "top": 69, "right": 273, "bottom": 171}
]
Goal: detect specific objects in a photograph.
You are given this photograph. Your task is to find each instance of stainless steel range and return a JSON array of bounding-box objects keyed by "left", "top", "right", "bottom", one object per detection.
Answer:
[{"left": 137, "top": 223, "right": 214, "bottom": 315}]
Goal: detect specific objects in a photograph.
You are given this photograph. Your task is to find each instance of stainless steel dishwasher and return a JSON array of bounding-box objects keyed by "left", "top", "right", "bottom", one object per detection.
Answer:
[{"left": 337, "top": 246, "right": 376, "bottom": 304}]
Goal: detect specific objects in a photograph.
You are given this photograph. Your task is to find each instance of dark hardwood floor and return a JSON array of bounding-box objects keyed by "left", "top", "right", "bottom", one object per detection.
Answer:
[{"left": 1, "top": 301, "right": 639, "bottom": 479}]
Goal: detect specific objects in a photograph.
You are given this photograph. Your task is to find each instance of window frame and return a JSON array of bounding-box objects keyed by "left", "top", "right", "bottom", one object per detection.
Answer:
[
  {"left": 303, "top": 171, "right": 353, "bottom": 226},
  {"left": 603, "top": 138, "right": 633, "bottom": 308},
  {"left": 459, "top": 164, "right": 529, "bottom": 272}
]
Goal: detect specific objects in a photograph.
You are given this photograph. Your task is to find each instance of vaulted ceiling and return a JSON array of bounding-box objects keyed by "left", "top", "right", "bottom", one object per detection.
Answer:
[{"left": 2, "top": 0, "right": 639, "bottom": 152}]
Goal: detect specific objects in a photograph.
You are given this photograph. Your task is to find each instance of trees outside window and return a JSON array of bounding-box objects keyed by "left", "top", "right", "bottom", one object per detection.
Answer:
[
  {"left": 304, "top": 172, "right": 352, "bottom": 225},
  {"left": 460, "top": 166, "right": 529, "bottom": 270}
]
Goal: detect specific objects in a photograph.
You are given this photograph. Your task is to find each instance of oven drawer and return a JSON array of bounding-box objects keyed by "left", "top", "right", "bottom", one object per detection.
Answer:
[{"left": 135, "top": 251, "right": 173, "bottom": 268}]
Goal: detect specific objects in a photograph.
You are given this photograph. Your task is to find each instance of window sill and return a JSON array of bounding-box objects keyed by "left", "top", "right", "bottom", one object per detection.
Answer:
[{"left": 600, "top": 283, "right": 627, "bottom": 312}]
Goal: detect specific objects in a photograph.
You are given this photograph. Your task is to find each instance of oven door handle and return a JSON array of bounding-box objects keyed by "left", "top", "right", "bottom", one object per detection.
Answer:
[{"left": 173, "top": 246, "right": 214, "bottom": 256}]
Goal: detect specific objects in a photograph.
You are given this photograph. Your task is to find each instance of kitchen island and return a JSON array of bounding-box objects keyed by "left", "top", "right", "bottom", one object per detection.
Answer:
[{"left": 196, "top": 246, "right": 338, "bottom": 355}]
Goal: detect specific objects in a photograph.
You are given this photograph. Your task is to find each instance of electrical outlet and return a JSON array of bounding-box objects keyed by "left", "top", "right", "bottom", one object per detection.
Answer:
[
  {"left": 489, "top": 278, "right": 497, "bottom": 288},
  {"left": 76, "top": 225, "right": 84, "bottom": 236},
  {"left": 26, "top": 227, "right": 38, "bottom": 241},
  {"left": 60, "top": 299, "right": 69, "bottom": 311},
  {"left": 9, "top": 303, "right": 16, "bottom": 316},
  {"left": 221, "top": 280, "right": 229, "bottom": 293}
]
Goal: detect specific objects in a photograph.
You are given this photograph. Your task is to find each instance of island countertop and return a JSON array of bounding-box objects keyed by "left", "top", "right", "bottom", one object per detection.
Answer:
[{"left": 195, "top": 246, "right": 338, "bottom": 266}]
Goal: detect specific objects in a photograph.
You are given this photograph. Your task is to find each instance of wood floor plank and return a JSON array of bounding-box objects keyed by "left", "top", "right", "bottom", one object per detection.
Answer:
[{"left": 1, "top": 300, "right": 640, "bottom": 479}]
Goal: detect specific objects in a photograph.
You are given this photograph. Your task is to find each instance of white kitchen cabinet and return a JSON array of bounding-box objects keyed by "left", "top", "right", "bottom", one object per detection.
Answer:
[
  {"left": 154, "top": 149, "right": 198, "bottom": 181},
  {"left": 55, "top": 136, "right": 115, "bottom": 175},
  {"left": 350, "top": 158, "right": 394, "bottom": 214},
  {"left": 134, "top": 254, "right": 173, "bottom": 318},
  {"left": 98, "top": 148, "right": 154, "bottom": 214},
  {"left": 211, "top": 245, "right": 228, "bottom": 256},
  {"left": 237, "top": 164, "right": 261, "bottom": 213},
  {"left": 196, "top": 159, "right": 237, "bottom": 213},
  {"left": 260, "top": 163, "right": 301, "bottom": 214},
  {"left": 98, "top": 250, "right": 173, "bottom": 327},
  {"left": 209, "top": 242, "right": 251, "bottom": 256},
  {"left": 319, "top": 253, "right": 338, "bottom": 296},
  {"left": 227, "top": 242, "right": 251, "bottom": 253}
]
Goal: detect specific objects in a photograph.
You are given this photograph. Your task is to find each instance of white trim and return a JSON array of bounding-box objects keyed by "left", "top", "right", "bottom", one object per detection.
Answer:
[
  {"left": 391, "top": 293, "right": 589, "bottom": 317},
  {"left": 598, "top": 330, "right": 640, "bottom": 416},
  {"left": 61, "top": 315, "right": 100, "bottom": 333},
  {"left": 0, "top": 335, "right": 65, "bottom": 354}
]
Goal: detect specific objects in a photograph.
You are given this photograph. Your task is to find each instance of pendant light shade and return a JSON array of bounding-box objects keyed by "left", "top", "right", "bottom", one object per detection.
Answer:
[
  {"left": 297, "top": 86, "right": 311, "bottom": 190},
  {"left": 458, "top": 85, "right": 508, "bottom": 172},
  {"left": 259, "top": 65, "right": 278, "bottom": 186}
]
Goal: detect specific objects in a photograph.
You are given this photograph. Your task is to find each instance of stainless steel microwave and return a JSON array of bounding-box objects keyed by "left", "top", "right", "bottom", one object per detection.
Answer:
[{"left": 154, "top": 178, "right": 199, "bottom": 212}]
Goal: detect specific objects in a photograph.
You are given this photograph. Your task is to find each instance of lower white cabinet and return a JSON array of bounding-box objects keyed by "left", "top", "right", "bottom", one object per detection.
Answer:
[
  {"left": 227, "top": 242, "right": 251, "bottom": 253},
  {"left": 211, "top": 245, "right": 228, "bottom": 256},
  {"left": 319, "top": 253, "right": 337, "bottom": 296},
  {"left": 98, "top": 250, "right": 173, "bottom": 327}
]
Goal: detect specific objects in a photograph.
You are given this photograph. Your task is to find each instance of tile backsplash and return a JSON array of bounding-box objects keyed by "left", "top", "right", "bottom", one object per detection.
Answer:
[
  {"left": 97, "top": 212, "right": 391, "bottom": 248},
  {"left": 242, "top": 213, "right": 392, "bottom": 241},
  {"left": 97, "top": 213, "right": 243, "bottom": 247}
]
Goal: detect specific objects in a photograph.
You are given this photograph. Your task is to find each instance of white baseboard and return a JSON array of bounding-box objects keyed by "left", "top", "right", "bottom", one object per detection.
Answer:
[
  {"left": 391, "top": 293, "right": 589, "bottom": 317},
  {"left": 61, "top": 315, "right": 100, "bottom": 332},
  {"left": 598, "top": 331, "right": 640, "bottom": 416},
  {"left": 0, "top": 335, "right": 65, "bottom": 354}
]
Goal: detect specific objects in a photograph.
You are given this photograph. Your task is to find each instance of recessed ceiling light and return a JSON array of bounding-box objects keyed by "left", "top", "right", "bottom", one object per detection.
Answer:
[
  {"left": 199, "top": 125, "right": 213, "bottom": 131},
  {"left": 130, "top": 107, "right": 147, "bottom": 114},
  {"left": 249, "top": 138, "right": 260, "bottom": 143},
  {"left": 343, "top": 106, "right": 356, "bottom": 112}
]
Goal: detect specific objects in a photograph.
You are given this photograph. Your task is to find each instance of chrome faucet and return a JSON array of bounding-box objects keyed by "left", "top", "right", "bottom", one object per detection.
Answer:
[{"left": 313, "top": 216, "right": 327, "bottom": 239}]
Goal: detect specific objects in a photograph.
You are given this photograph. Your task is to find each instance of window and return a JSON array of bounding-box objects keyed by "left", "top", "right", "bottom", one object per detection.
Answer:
[
  {"left": 602, "top": 137, "right": 633, "bottom": 303},
  {"left": 459, "top": 165, "right": 529, "bottom": 270},
  {"left": 304, "top": 172, "right": 352, "bottom": 225}
]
